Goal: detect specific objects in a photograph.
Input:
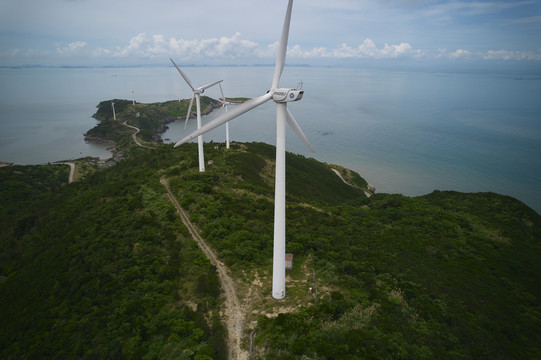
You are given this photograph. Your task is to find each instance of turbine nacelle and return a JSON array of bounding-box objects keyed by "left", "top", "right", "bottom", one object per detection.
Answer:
[{"left": 271, "top": 88, "right": 304, "bottom": 103}]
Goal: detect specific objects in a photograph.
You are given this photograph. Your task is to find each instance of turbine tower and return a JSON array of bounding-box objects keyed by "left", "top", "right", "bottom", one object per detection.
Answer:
[
  {"left": 111, "top": 101, "right": 116, "bottom": 121},
  {"left": 218, "top": 83, "right": 233, "bottom": 149},
  {"left": 170, "top": 58, "right": 223, "bottom": 172},
  {"left": 174, "top": 0, "right": 313, "bottom": 300}
]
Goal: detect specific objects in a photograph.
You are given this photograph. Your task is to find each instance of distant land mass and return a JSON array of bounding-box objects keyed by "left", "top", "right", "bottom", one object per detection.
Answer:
[
  {"left": 0, "top": 98, "right": 539, "bottom": 359},
  {"left": 0, "top": 63, "right": 308, "bottom": 70}
]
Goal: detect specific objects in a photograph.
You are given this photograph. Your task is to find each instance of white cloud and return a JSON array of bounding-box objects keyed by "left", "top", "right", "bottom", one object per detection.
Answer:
[
  {"left": 295, "top": 39, "right": 421, "bottom": 59},
  {"left": 113, "top": 33, "right": 147, "bottom": 57},
  {"left": 4, "top": 32, "right": 541, "bottom": 65},
  {"left": 167, "top": 32, "right": 259, "bottom": 60},
  {"left": 98, "top": 34, "right": 423, "bottom": 61},
  {"left": 101, "top": 32, "right": 259, "bottom": 60},
  {"left": 381, "top": 42, "right": 417, "bottom": 58},
  {"left": 56, "top": 41, "right": 87, "bottom": 55},
  {"left": 449, "top": 49, "right": 472, "bottom": 59}
]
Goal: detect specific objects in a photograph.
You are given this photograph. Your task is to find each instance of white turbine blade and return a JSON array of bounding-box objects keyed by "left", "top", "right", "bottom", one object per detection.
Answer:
[
  {"left": 170, "top": 58, "right": 196, "bottom": 92},
  {"left": 174, "top": 92, "right": 272, "bottom": 147},
  {"left": 184, "top": 95, "right": 195, "bottom": 130},
  {"left": 217, "top": 103, "right": 225, "bottom": 117},
  {"left": 219, "top": 82, "right": 226, "bottom": 102},
  {"left": 198, "top": 79, "right": 223, "bottom": 92},
  {"left": 271, "top": 0, "right": 294, "bottom": 90},
  {"left": 286, "top": 109, "right": 314, "bottom": 153}
]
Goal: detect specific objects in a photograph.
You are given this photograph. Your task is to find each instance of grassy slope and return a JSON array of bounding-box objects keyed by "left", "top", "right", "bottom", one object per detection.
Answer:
[{"left": 1, "top": 140, "right": 540, "bottom": 359}]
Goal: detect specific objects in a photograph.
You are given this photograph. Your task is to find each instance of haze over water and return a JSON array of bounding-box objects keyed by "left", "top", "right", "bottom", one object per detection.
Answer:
[{"left": 1, "top": 66, "right": 540, "bottom": 213}]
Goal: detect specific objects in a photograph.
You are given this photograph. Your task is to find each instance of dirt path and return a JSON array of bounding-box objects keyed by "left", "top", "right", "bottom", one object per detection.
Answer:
[
  {"left": 331, "top": 168, "right": 352, "bottom": 186},
  {"left": 123, "top": 121, "right": 152, "bottom": 148},
  {"left": 160, "top": 177, "right": 248, "bottom": 360},
  {"left": 58, "top": 162, "right": 75, "bottom": 183},
  {"left": 332, "top": 167, "right": 373, "bottom": 197}
]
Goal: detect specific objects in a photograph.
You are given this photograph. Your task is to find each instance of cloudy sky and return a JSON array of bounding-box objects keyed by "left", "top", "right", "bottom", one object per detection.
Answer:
[{"left": 1, "top": 0, "right": 540, "bottom": 68}]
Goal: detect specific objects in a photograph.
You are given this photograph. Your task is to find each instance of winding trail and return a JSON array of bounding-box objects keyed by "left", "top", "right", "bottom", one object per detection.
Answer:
[
  {"left": 331, "top": 168, "right": 352, "bottom": 186},
  {"left": 332, "top": 167, "right": 373, "bottom": 197},
  {"left": 122, "top": 121, "right": 152, "bottom": 148},
  {"left": 160, "top": 177, "right": 248, "bottom": 360}
]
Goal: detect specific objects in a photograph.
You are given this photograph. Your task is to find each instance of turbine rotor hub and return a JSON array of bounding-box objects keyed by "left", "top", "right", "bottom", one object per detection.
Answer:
[{"left": 272, "top": 88, "right": 304, "bottom": 103}]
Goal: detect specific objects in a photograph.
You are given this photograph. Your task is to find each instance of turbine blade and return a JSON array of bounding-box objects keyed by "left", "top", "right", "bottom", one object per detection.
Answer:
[
  {"left": 217, "top": 103, "right": 225, "bottom": 117},
  {"left": 271, "top": 0, "right": 294, "bottom": 90},
  {"left": 174, "top": 92, "right": 273, "bottom": 147},
  {"left": 185, "top": 95, "right": 195, "bottom": 130},
  {"left": 170, "top": 58, "right": 196, "bottom": 92},
  {"left": 219, "top": 82, "right": 226, "bottom": 102},
  {"left": 199, "top": 79, "right": 223, "bottom": 91},
  {"left": 286, "top": 109, "right": 314, "bottom": 153}
]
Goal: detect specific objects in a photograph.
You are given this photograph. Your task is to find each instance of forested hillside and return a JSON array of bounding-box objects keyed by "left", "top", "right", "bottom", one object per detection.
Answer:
[
  {"left": 1, "top": 139, "right": 540, "bottom": 359},
  {"left": 0, "top": 146, "right": 226, "bottom": 359},
  {"left": 167, "top": 142, "right": 541, "bottom": 359}
]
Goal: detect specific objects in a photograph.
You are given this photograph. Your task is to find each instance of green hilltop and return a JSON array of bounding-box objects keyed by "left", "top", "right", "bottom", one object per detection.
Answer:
[{"left": 1, "top": 99, "right": 540, "bottom": 359}]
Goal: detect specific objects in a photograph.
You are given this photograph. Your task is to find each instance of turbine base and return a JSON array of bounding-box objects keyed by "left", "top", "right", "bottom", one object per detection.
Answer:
[{"left": 272, "top": 290, "right": 286, "bottom": 300}]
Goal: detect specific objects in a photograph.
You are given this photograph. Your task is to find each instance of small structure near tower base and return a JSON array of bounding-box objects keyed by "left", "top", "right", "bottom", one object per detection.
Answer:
[{"left": 285, "top": 253, "right": 293, "bottom": 270}]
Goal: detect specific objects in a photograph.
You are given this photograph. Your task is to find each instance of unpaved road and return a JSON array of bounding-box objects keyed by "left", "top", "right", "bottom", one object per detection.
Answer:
[
  {"left": 123, "top": 121, "right": 152, "bottom": 148},
  {"left": 58, "top": 162, "right": 75, "bottom": 183},
  {"left": 161, "top": 177, "right": 248, "bottom": 360}
]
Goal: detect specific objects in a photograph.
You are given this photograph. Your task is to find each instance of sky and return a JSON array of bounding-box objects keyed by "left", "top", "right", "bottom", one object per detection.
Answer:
[{"left": 1, "top": 0, "right": 540, "bottom": 69}]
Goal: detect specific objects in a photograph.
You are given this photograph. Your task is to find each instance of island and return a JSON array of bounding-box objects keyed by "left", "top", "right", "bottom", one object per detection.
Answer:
[{"left": 1, "top": 98, "right": 540, "bottom": 359}]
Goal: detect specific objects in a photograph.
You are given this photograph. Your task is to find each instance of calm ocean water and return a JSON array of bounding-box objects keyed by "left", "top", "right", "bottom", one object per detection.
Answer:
[{"left": 1, "top": 66, "right": 540, "bottom": 213}]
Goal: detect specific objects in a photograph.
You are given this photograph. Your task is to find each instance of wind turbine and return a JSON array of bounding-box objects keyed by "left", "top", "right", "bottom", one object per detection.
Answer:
[
  {"left": 218, "top": 83, "right": 233, "bottom": 149},
  {"left": 170, "top": 58, "right": 223, "bottom": 172},
  {"left": 111, "top": 101, "right": 116, "bottom": 121},
  {"left": 174, "top": 0, "right": 314, "bottom": 300}
]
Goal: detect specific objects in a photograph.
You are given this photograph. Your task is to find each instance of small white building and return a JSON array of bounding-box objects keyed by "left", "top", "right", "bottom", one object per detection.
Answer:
[{"left": 285, "top": 253, "right": 293, "bottom": 270}]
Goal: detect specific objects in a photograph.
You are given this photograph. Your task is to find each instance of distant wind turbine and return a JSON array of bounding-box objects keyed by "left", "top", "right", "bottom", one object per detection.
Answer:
[
  {"left": 218, "top": 83, "right": 234, "bottom": 149},
  {"left": 174, "top": 0, "right": 314, "bottom": 300},
  {"left": 111, "top": 101, "right": 116, "bottom": 121},
  {"left": 170, "top": 58, "right": 223, "bottom": 172}
]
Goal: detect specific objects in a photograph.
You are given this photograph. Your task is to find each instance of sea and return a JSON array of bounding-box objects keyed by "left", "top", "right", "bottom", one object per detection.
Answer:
[{"left": 1, "top": 65, "right": 540, "bottom": 214}]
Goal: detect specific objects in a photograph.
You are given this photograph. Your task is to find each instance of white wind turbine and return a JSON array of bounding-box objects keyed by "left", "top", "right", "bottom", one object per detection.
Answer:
[
  {"left": 170, "top": 58, "right": 223, "bottom": 172},
  {"left": 218, "top": 83, "right": 233, "bottom": 149},
  {"left": 111, "top": 101, "right": 116, "bottom": 120},
  {"left": 174, "top": 0, "right": 314, "bottom": 300}
]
